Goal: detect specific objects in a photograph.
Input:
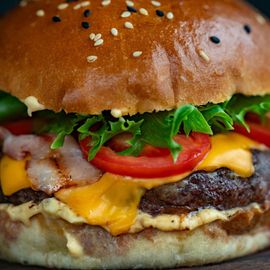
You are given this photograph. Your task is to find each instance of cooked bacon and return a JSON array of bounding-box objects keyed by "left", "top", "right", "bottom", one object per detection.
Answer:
[
  {"left": 0, "top": 128, "right": 102, "bottom": 195},
  {"left": 56, "top": 136, "right": 102, "bottom": 186},
  {"left": 27, "top": 158, "right": 70, "bottom": 195},
  {"left": 3, "top": 134, "right": 51, "bottom": 160}
]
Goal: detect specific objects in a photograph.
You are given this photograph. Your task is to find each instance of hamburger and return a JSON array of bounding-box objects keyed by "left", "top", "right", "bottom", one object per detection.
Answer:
[{"left": 0, "top": 0, "right": 270, "bottom": 268}]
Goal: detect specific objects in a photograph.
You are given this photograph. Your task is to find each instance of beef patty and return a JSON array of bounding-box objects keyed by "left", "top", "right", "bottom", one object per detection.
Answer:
[
  {"left": 140, "top": 150, "right": 270, "bottom": 215},
  {"left": 1, "top": 150, "right": 270, "bottom": 216},
  {"left": 0, "top": 188, "right": 50, "bottom": 205}
]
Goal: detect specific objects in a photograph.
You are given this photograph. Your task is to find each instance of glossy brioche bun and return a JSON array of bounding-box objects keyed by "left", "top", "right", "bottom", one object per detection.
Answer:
[
  {"left": 1, "top": 206, "right": 270, "bottom": 269},
  {"left": 0, "top": 0, "right": 270, "bottom": 115}
]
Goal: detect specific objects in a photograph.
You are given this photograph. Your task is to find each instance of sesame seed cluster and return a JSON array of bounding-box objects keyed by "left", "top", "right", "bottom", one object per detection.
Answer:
[{"left": 20, "top": 0, "right": 267, "bottom": 65}]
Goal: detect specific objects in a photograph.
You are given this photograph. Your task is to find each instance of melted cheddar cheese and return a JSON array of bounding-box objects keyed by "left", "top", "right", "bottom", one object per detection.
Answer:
[
  {"left": 0, "top": 132, "right": 263, "bottom": 235},
  {"left": 0, "top": 156, "right": 31, "bottom": 196}
]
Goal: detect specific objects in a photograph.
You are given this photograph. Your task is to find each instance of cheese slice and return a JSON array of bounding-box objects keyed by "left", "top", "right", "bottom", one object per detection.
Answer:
[
  {"left": 55, "top": 133, "right": 261, "bottom": 235},
  {"left": 0, "top": 156, "right": 31, "bottom": 196},
  {"left": 197, "top": 133, "right": 260, "bottom": 177},
  {"left": 0, "top": 132, "right": 262, "bottom": 235}
]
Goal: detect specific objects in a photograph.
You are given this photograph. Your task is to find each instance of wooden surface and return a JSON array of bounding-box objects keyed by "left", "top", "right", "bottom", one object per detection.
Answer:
[{"left": 1, "top": 249, "right": 270, "bottom": 270}]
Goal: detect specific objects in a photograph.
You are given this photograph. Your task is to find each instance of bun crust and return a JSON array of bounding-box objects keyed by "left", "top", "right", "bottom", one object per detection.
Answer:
[
  {"left": 0, "top": 0, "right": 270, "bottom": 115},
  {"left": 1, "top": 206, "right": 270, "bottom": 269}
]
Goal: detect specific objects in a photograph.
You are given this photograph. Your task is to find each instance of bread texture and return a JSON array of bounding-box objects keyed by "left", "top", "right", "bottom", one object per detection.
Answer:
[
  {"left": 0, "top": 0, "right": 270, "bottom": 115},
  {"left": 0, "top": 205, "right": 270, "bottom": 269}
]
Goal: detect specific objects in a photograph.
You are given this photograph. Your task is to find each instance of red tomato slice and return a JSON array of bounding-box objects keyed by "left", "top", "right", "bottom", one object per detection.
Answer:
[
  {"left": 2, "top": 119, "right": 33, "bottom": 135},
  {"left": 234, "top": 119, "right": 270, "bottom": 147},
  {"left": 107, "top": 133, "right": 169, "bottom": 157},
  {"left": 80, "top": 133, "right": 211, "bottom": 178}
]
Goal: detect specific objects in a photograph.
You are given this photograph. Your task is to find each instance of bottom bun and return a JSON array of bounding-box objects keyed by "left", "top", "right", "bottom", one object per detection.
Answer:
[{"left": 0, "top": 207, "right": 270, "bottom": 269}]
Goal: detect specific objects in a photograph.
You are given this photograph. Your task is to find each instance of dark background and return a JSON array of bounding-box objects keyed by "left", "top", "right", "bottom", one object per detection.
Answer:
[{"left": 0, "top": 0, "right": 270, "bottom": 17}]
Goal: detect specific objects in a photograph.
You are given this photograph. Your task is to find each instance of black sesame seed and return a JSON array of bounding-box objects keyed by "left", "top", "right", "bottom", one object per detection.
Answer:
[
  {"left": 210, "top": 36, "right": 221, "bottom": 44},
  {"left": 52, "top": 16, "right": 61, "bottom": 22},
  {"left": 81, "top": 21, "right": 90, "bottom": 29},
  {"left": 66, "top": 0, "right": 78, "bottom": 2},
  {"left": 83, "top": 9, "right": 91, "bottom": 17},
  {"left": 244, "top": 24, "right": 251, "bottom": 34},
  {"left": 156, "top": 10, "right": 164, "bottom": 17},
  {"left": 127, "top": 6, "right": 137, "bottom": 13}
]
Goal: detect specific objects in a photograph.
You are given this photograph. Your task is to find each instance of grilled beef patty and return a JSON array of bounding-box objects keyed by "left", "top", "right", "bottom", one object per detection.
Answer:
[
  {"left": 0, "top": 188, "right": 50, "bottom": 205},
  {"left": 1, "top": 150, "right": 270, "bottom": 216},
  {"left": 139, "top": 150, "right": 270, "bottom": 215}
]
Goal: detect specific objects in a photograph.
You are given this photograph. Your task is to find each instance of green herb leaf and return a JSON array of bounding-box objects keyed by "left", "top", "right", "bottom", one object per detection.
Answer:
[{"left": 225, "top": 95, "right": 270, "bottom": 130}]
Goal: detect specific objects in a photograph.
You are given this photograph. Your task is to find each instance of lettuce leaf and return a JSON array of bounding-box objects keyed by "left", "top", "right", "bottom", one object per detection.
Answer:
[{"left": 1, "top": 91, "right": 270, "bottom": 161}]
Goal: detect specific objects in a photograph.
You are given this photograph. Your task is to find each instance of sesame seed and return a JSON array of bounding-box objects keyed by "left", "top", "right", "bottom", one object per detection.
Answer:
[
  {"left": 19, "top": 0, "right": 28, "bottom": 7},
  {"left": 210, "top": 36, "right": 220, "bottom": 44},
  {"left": 244, "top": 24, "right": 251, "bottom": 34},
  {"left": 156, "top": 10, "right": 164, "bottom": 17},
  {"left": 81, "top": 1, "right": 90, "bottom": 7},
  {"left": 94, "top": 39, "right": 104, "bottom": 46},
  {"left": 121, "top": 11, "right": 131, "bottom": 18},
  {"left": 139, "top": 8, "right": 148, "bottom": 16},
  {"left": 66, "top": 0, "right": 78, "bottom": 2},
  {"left": 133, "top": 51, "right": 143, "bottom": 57},
  {"left": 101, "top": 0, "right": 111, "bottom": 6},
  {"left": 111, "top": 28, "right": 119, "bottom": 36},
  {"left": 166, "top": 12, "right": 174, "bottom": 20},
  {"left": 52, "top": 16, "right": 61, "bottom": 22},
  {"left": 124, "top": 21, "right": 134, "bottom": 29},
  {"left": 151, "top": 1, "right": 161, "bottom": 7},
  {"left": 36, "top": 9, "right": 45, "bottom": 17},
  {"left": 73, "top": 3, "right": 81, "bottom": 10},
  {"left": 256, "top": 14, "right": 266, "bottom": 25},
  {"left": 87, "top": 55, "right": 98, "bottom": 63},
  {"left": 126, "top": 0, "right": 134, "bottom": 7},
  {"left": 58, "top": 3, "right": 69, "bottom": 10},
  {"left": 199, "top": 50, "right": 210, "bottom": 62},
  {"left": 111, "top": 109, "right": 123, "bottom": 118},
  {"left": 89, "top": 33, "right": 96, "bottom": 40},
  {"left": 94, "top": 33, "right": 102, "bottom": 41},
  {"left": 84, "top": 9, "right": 91, "bottom": 17},
  {"left": 127, "top": 6, "right": 137, "bottom": 13},
  {"left": 81, "top": 21, "right": 90, "bottom": 29}
]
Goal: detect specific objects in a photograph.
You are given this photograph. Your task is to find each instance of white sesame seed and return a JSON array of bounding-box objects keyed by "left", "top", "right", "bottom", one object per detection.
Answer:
[
  {"left": 151, "top": 1, "right": 161, "bottom": 7},
  {"left": 139, "top": 8, "right": 149, "bottom": 16},
  {"left": 121, "top": 11, "right": 131, "bottom": 18},
  {"left": 111, "top": 28, "right": 119, "bottom": 36},
  {"left": 256, "top": 14, "right": 266, "bottom": 25},
  {"left": 90, "top": 34, "right": 96, "bottom": 40},
  {"left": 57, "top": 3, "right": 69, "bottom": 10},
  {"left": 81, "top": 1, "right": 91, "bottom": 7},
  {"left": 87, "top": 55, "right": 98, "bottom": 63},
  {"left": 166, "top": 12, "right": 174, "bottom": 20},
  {"left": 199, "top": 50, "right": 210, "bottom": 62},
  {"left": 94, "top": 33, "right": 102, "bottom": 41},
  {"left": 124, "top": 21, "right": 134, "bottom": 29},
  {"left": 19, "top": 0, "right": 28, "bottom": 7},
  {"left": 133, "top": 51, "right": 143, "bottom": 57},
  {"left": 101, "top": 0, "right": 111, "bottom": 6},
  {"left": 36, "top": 9, "right": 45, "bottom": 17},
  {"left": 89, "top": 33, "right": 96, "bottom": 40},
  {"left": 126, "top": 0, "right": 134, "bottom": 7},
  {"left": 94, "top": 39, "right": 104, "bottom": 46},
  {"left": 73, "top": 3, "right": 81, "bottom": 10},
  {"left": 111, "top": 109, "right": 123, "bottom": 118}
]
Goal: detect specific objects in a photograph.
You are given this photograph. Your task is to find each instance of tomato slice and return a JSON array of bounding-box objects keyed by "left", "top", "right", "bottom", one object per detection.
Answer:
[
  {"left": 234, "top": 118, "right": 270, "bottom": 147},
  {"left": 2, "top": 119, "right": 33, "bottom": 135},
  {"left": 80, "top": 133, "right": 211, "bottom": 178},
  {"left": 107, "top": 133, "right": 169, "bottom": 157}
]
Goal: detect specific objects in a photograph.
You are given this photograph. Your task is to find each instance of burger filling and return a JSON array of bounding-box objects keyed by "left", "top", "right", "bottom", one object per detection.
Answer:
[{"left": 0, "top": 92, "right": 270, "bottom": 235}]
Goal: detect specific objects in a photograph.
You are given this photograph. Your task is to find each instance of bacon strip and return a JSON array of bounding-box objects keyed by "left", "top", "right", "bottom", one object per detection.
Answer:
[{"left": 0, "top": 127, "right": 101, "bottom": 195}]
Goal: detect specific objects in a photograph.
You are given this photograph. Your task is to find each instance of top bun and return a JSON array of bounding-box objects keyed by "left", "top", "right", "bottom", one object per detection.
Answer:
[{"left": 0, "top": 0, "right": 270, "bottom": 115}]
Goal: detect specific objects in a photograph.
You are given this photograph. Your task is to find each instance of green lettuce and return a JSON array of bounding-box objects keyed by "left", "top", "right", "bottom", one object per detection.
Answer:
[{"left": 0, "top": 91, "right": 270, "bottom": 161}]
